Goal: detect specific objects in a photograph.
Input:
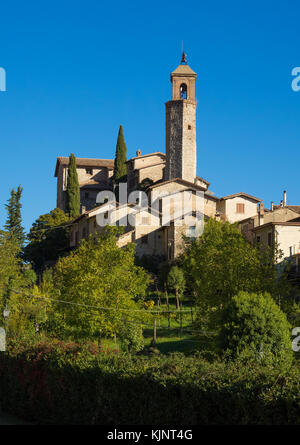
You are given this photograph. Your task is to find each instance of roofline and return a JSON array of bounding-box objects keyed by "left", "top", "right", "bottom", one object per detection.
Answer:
[
  {"left": 147, "top": 178, "right": 207, "bottom": 193},
  {"left": 126, "top": 152, "right": 166, "bottom": 163},
  {"left": 54, "top": 157, "right": 114, "bottom": 177},
  {"left": 220, "top": 192, "right": 262, "bottom": 202},
  {"left": 253, "top": 221, "right": 300, "bottom": 231},
  {"left": 196, "top": 176, "right": 210, "bottom": 186}
]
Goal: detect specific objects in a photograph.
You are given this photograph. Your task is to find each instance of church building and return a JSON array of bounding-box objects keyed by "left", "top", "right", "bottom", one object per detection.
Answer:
[{"left": 55, "top": 53, "right": 275, "bottom": 260}]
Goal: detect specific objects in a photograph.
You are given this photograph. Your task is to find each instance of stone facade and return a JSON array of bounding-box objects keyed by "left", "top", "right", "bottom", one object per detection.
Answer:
[
  {"left": 54, "top": 157, "right": 114, "bottom": 212},
  {"left": 165, "top": 63, "right": 197, "bottom": 184}
]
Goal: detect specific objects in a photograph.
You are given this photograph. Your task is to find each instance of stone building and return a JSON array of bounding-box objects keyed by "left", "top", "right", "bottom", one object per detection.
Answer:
[{"left": 56, "top": 53, "right": 281, "bottom": 260}]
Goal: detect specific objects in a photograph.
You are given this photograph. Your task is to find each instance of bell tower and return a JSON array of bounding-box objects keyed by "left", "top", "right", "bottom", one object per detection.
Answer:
[{"left": 165, "top": 52, "right": 197, "bottom": 183}]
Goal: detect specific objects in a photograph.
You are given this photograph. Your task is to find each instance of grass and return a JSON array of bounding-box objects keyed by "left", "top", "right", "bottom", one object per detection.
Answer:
[{"left": 101, "top": 301, "right": 216, "bottom": 356}]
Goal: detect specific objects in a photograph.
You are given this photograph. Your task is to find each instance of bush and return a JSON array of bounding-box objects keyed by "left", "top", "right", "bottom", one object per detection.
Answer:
[
  {"left": 118, "top": 323, "right": 144, "bottom": 353},
  {"left": 220, "top": 291, "right": 293, "bottom": 364},
  {"left": 1, "top": 339, "right": 300, "bottom": 425}
]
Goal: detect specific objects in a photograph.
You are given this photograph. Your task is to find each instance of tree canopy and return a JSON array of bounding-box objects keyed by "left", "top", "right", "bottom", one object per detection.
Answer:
[
  {"left": 23, "top": 208, "right": 72, "bottom": 273},
  {"left": 220, "top": 291, "right": 292, "bottom": 364},
  {"left": 182, "top": 219, "right": 287, "bottom": 321},
  {"left": 4, "top": 185, "right": 25, "bottom": 249},
  {"left": 52, "top": 228, "right": 149, "bottom": 340},
  {"left": 113, "top": 125, "right": 127, "bottom": 185}
]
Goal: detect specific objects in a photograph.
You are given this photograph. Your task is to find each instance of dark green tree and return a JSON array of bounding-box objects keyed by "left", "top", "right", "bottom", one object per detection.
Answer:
[
  {"left": 220, "top": 291, "right": 292, "bottom": 365},
  {"left": 113, "top": 125, "right": 127, "bottom": 185},
  {"left": 167, "top": 266, "right": 186, "bottom": 310},
  {"left": 23, "top": 208, "right": 72, "bottom": 273},
  {"left": 4, "top": 185, "right": 25, "bottom": 249},
  {"left": 66, "top": 153, "right": 80, "bottom": 218}
]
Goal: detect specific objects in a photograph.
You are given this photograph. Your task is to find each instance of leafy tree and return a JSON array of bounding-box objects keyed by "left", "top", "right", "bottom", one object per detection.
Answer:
[
  {"left": 4, "top": 185, "right": 25, "bottom": 248},
  {"left": 220, "top": 291, "right": 293, "bottom": 365},
  {"left": 113, "top": 125, "right": 127, "bottom": 185},
  {"left": 23, "top": 208, "right": 72, "bottom": 273},
  {"left": 138, "top": 177, "right": 154, "bottom": 192},
  {"left": 182, "top": 219, "right": 287, "bottom": 325},
  {"left": 0, "top": 231, "right": 41, "bottom": 337},
  {"left": 66, "top": 153, "right": 80, "bottom": 218},
  {"left": 167, "top": 266, "right": 185, "bottom": 310},
  {"left": 52, "top": 228, "right": 149, "bottom": 341}
]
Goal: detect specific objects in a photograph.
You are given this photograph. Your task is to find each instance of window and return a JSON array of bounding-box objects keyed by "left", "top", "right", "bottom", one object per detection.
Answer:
[
  {"left": 256, "top": 235, "right": 260, "bottom": 244},
  {"left": 290, "top": 246, "right": 293, "bottom": 257},
  {"left": 188, "top": 226, "right": 196, "bottom": 239},
  {"left": 141, "top": 234, "right": 148, "bottom": 244},
  {"left": 268, "top": 232, "right": 272, "bottom": 247},
  {"left": 86, "top": 168, "right": 93, "bottom": 175},
  {"left": 180, "top": 83, "right": 187, "bottom": 99},
  {"left": 82, "top": 227, "right": 86, "bottom": 239},
  {"left": 236, "top": 203, "right": 245, "bottom": 214},
  {"left": 188, "top": 125, "right": 192, "bottom": 130}
]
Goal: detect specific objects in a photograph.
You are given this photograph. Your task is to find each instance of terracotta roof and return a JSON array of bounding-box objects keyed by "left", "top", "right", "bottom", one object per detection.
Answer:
[
  {"left": 196, "top": 176, "right": 210, "bottom": 186},
  {"left": 171, "top": 64, "right": 197, "bottom": 76},
  {"left": 126, "top": 152, "right": 165, "bottom": 163},
  {"left": 221, "top": 192, "right": 261, "bottom": 202},
  {"left": 54, "top": 157, "right": 114, "bottom": 176},
  {"left": 273, "top": 205, "right": 300, "bottom": 214},
  {"left": 253, "top": 221, "right": 300, "bottom": 231},
  {"left": 146, "top": 178, "right": 220, "bottom": 199}
]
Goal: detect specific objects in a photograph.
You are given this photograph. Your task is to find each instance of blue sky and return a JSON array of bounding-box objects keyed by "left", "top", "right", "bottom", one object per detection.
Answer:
[{"left": 0, "top": 0, "right": 299, "bottom": 232}]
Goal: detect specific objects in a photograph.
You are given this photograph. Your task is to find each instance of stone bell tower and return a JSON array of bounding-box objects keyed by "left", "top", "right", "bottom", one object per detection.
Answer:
[{"left": 165, "top": 52, "right": 197, "bottom": 183}]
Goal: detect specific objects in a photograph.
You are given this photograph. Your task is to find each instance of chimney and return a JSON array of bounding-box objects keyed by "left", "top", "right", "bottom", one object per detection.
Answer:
[
  {"left": 258, "top": 202, "right": 264, "bottom": 226},
  {"left": 136, "top": 149, "right": 142, "bottom": 157},
  {"left": 283, "top": 190, "right": 287, "bottom": 207},
  {"left": 271, "top": 201, "right": 274, "bottom": 211}
]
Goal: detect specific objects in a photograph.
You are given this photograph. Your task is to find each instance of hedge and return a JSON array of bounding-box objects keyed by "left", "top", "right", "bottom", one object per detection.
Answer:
[{"left": 1, "top": 340, "right": 300, "bottom": 425}]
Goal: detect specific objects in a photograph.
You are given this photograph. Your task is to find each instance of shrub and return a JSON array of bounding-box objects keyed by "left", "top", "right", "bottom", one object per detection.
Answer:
[
  {"left": 220, "top": 291, "right": 293, "bottom": 365},
  {"left": 118, "top": 323, "right": 144, "bottom": 353},
  {"left": 1, "top": 340, "right": 300, "bottom": 424}
]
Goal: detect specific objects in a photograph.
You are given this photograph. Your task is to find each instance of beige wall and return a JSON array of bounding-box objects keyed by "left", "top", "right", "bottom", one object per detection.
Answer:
[
  {"left": 276, "top": 225, "right": 300, "bottom": 259},
  {"left": 219, "top": 197, "right": 258, "bottom": 223}
]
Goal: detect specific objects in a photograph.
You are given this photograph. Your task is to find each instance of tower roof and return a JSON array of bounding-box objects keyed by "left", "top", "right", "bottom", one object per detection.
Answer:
[{"left": 171, "top": 64, "right": 197, "bottom": 76}]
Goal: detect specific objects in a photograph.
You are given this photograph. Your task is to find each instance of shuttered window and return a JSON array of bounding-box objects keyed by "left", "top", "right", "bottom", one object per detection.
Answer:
[{"left": 236, "top": 203, "right": 245, "bottom": 214}]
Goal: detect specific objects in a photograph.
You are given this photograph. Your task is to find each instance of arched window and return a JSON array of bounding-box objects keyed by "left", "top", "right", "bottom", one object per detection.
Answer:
[{"left": 180, "top": 83, "right": 187, "bottom": 99}]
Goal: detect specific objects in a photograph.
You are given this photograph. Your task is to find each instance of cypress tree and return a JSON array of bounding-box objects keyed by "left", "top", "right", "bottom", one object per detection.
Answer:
[
  {"left": 113, "top": 125, "right": 127, "bottom": 185},
  {"left": 4, "top": 185, "right": 25, "bottom": 248},
  {"left": 66, "top": 153, "right": 81, "bottom": 218}
]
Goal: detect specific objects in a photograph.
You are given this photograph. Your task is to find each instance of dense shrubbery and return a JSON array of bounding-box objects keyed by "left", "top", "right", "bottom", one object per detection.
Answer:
[
  {"left": 220, "top": 291, "right": 293, "bottom": 365},
  {"left": 0, "top": 339, "right": 300, "bottom": 425}
]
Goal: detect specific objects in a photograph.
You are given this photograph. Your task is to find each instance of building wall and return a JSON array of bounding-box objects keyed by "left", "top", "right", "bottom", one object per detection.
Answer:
[
  {"left": 220, "top": 197, "right": 258, "bottom": 223},
  {"left": 138, "top": 163, "right": 164, "bottom": 184},
  {"left": 276, "top": 225, "right": 300, "bottom": 259},
  {"left": 165, "top": 100, "right": 196, "bottom": 184},
  {"left": 56, "top": 164, "right": 113, "bottom": 211}
]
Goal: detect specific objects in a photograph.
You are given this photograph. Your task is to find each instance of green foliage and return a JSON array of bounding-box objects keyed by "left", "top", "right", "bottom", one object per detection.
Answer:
[
  {"left": 138, "top": 177, "right": 154, "bottom": 191},
  {"left": 52, "top": 229, "right": 149, "bottom": 340},
  {"left": 167, "top": 266, "right": 185, "bottom": 309},
  {"left": 23, "top": 208, "right": 72, "bottom": 272},
  {"left": 66, "top": 153, "right": 80, "bottom": 218},
  {"left": 220, "top": 291, "right": 293, "bottom": 364},
  {"left": 4, "top": 185, "right": 25, "bottom": 248},
  {"left": 119, "top": 323, "right": 144, "bottom": 353},
  {"left": 113, "top": 125, "right": 127, "bottom": 184},
  {"left": 182, "top": 219, "right": 287, "bottom": 326},
  {"left": 1, "top": 340, "right": 300, "bottom": 425}
]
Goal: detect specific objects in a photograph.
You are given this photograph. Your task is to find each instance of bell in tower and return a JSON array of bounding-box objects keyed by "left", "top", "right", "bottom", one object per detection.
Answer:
[{"left": 165, "top": 53, "right": 197, "bottom": 184}]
